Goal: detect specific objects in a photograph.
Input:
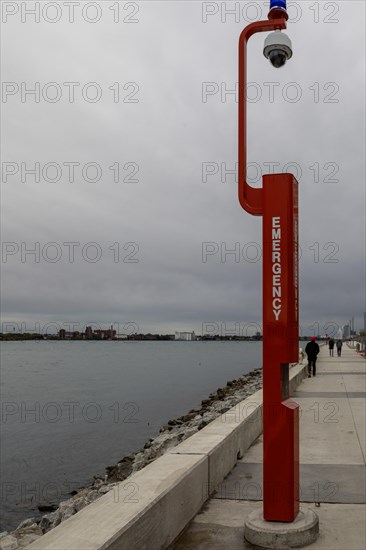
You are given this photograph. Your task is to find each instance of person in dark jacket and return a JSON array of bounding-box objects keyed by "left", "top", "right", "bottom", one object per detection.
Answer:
[
  {"left": 329, "top": 338, "right": 335, "bottom": 356},
  {"left": 336, "top": 339, "right": 343, "bottom": 356},
  {"left": 305, "top": 337, "right": 320, "bottom": 377}
]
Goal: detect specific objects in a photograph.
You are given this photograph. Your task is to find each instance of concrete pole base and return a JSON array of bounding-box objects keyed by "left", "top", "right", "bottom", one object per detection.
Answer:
[{"left": 244, "top": 507, "right": 319, "bottom": 549}]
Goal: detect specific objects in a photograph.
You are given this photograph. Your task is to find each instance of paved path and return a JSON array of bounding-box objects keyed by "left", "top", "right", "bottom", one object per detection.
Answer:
[{"left": 171, "top": 344, "right": 366, "bottom": 550}]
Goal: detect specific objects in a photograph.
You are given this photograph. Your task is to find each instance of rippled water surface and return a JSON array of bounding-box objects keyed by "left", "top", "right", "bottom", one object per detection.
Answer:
[{"left": 0, "top": 340, "right": 262, "bottom": 530}]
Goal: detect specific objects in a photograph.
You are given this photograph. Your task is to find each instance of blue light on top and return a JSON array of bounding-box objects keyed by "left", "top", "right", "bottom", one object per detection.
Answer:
[{"left": 270, "top": 0, "right": 287, "bottom": 10}]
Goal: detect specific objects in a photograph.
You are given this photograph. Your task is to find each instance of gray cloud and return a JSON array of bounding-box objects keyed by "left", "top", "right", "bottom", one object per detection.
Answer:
[{"left": 1, "top": 1, "right": 365, "bottom": 335}]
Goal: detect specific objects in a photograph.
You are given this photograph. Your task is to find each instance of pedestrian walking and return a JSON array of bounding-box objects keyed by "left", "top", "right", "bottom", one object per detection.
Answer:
[
  {"left": 336, "top": 339, "right": 343, "bottom": 357},
  {"left": 305, "top": 336, "right": 320, "bottom": 377},
  {"left": 329, "top": 337, "right": 335, "bottom": 356}
]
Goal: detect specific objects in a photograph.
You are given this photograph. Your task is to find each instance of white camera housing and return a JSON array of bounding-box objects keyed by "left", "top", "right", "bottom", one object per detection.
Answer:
[{"left": 263, "top": 30, "right": 293, "bottom": 68}]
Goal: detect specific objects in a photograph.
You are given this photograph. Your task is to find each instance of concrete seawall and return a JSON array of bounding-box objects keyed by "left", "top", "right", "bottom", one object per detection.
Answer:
[{"left": 25, "top": 362, "right": 308, "bottom": 550}]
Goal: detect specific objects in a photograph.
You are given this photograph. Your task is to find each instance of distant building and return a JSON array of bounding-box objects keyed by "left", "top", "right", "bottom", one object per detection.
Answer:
[
  {"left": 58, "top": 330, "right": 82, "bottom": 340},
  {"left": 93, "top": 329, "right": 116, "bottom": 340},
  {"left": 84, "top": 326, "right": 116, "bottom": 340},
  {"left": 85, "top": 326, "right": 93, "bottom": 340},
  {"left": 175, "top": 331, "right": 196, "bottom": 341}
]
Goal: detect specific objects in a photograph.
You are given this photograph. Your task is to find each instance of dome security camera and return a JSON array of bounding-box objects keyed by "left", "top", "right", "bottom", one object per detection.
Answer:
[{"left": 263, "top": 30, "right": 293, "bottom": 68}]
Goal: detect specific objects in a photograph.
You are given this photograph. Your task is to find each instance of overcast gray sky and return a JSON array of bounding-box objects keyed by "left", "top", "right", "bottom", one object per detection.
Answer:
[{"left": 1, "top": 0, "right": 365, "bottom": 336}]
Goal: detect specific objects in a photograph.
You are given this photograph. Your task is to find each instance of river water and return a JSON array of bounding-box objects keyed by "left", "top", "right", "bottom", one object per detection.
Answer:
[{"left": 0, "top": 340, "right": 262, "bottom": 531}]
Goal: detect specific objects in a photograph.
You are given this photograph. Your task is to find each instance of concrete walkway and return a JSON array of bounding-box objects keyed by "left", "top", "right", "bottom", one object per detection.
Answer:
[{"left": 170, "top": 345, "right": 366, "bottom": 550}]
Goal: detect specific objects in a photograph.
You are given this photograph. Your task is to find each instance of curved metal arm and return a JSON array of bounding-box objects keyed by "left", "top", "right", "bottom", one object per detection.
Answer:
[{"left": 238, "top": 18, "right": 287, "bottom": 216}]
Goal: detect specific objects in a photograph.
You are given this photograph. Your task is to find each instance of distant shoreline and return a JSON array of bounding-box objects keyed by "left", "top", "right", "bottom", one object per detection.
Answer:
[{"left": 1, "top": 335, "right": 317, "bottom": 342}]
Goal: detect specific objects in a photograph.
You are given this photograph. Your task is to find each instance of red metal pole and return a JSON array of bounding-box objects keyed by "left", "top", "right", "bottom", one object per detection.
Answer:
[
  {"left": 238, "top": 18, "right": 286, "bottom": 215},
  {"left": 238, "top": 17, "right": 300, "bottom": 522}
]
